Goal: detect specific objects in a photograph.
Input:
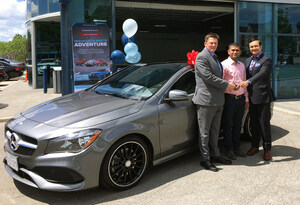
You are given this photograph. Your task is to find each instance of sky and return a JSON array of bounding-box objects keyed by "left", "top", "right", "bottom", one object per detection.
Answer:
[{"left": 0, "top": 0, "right": 26, "bottom": 42}]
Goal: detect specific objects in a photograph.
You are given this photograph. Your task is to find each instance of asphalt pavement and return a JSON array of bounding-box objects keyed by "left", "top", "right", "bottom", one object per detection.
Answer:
[{"left": 1, "top": 77, "right": 300, "bottom": 122}]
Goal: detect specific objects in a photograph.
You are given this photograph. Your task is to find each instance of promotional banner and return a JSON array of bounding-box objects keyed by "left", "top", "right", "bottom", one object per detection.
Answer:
[{"left": 72, "top": 23, "right": 110, "bottom": 92}]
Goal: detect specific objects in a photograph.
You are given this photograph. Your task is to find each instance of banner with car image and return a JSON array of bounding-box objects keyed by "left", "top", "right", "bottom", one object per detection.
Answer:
[{"left": 72, "top": 23, "right": 110, "bottom": 92}]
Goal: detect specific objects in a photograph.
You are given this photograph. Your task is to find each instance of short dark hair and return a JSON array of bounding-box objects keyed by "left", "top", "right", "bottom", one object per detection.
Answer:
[
  {"left": 228, "top": 42, "right": 240, "bottom": 50},
  {"left": 249, "top": 37, "right": 261, "bottom": 45},
  {"left": 205, "top": 32, "right": 219, "bottom": 42}
]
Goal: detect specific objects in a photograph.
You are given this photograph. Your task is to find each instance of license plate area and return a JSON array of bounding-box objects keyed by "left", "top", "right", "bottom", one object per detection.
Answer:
[{"left": 6, "top": 152, "right": 19, "bottom": 171}]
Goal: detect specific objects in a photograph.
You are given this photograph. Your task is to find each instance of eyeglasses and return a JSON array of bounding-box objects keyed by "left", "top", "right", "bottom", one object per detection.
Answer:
[{"left": 230, "top": 49, "right": 240, "bottom": 52}]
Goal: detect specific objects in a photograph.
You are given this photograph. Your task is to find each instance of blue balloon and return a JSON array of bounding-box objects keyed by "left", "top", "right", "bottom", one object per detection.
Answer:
[
  {"left": 110, "top": 50, "right": 125, "bottom": 64},
  {"left": 121, "top": 34, "right": 136, "bottom": 46},
  {"left": 124, "top": 43, "right": 138, "bottom": 56},
  {"left": 125, "top": 52, "right": 141, "bottom": 64}
]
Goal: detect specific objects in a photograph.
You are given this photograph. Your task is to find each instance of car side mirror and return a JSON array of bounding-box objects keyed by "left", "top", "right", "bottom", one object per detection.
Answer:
[{"left": 164, "top": 89, "right": 189, "bottom": 101}]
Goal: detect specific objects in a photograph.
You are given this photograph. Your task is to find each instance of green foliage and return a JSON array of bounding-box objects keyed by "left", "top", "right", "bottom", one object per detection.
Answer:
[{"left": 0, "top": 34, "right": 27, "bottom": 63}]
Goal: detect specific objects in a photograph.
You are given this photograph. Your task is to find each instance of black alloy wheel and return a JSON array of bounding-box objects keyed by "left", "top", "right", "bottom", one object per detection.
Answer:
[{"left": 102, "top": 136, "right": 149, "bottom": 190}]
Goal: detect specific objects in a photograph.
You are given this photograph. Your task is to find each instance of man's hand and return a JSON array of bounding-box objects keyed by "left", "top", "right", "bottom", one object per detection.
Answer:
[
  {"left": 238, "top": 81, "right": 249, "bottom": 88},
  {"left": 227, "top": 82, "right": 236, "bottom": 90},
  {"left": 234, "top": 84, "right": 239, "bottom": 91}
]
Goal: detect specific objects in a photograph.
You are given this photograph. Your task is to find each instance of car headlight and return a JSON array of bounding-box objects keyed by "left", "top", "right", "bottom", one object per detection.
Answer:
[{"left": 45, "top": 129, "right": 102, "bottom": 153}]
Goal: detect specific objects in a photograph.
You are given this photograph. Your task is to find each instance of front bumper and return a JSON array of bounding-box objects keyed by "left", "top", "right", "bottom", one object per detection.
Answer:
[
  {"left": 4, "top": 164, "right": 85, "bottom": 191},
  {"left": 3, "top": 127, "right": 110, "bottom": 192}
]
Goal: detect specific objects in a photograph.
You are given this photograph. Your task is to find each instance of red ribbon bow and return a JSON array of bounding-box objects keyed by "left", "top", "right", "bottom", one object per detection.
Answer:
[{"left": 187, "top": 50, "right": 199, "bottom": 69}]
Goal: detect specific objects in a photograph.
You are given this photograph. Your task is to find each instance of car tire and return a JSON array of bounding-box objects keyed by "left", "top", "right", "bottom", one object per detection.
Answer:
[
  {"left": 101, "top": 136, "right": 149, "bottom": 190},
  {"left": 244, "top": 113, "right": 252, "bottom": 139},
  {"left": 3, "top": 72, "right": 10, "bottom": 80}
]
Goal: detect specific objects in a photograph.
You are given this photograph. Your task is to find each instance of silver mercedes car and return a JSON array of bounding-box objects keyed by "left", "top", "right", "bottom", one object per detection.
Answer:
[{"left": 4, "top": 63, "right": 200, "bottom": 191}]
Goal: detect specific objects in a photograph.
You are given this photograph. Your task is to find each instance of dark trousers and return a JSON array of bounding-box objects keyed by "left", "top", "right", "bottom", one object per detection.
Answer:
[
  {"left": 223, "top": 95, "right": 245, "bottom": 151},
  {"left": 249, "top": 102, "right": 272, "bottom": 151}
]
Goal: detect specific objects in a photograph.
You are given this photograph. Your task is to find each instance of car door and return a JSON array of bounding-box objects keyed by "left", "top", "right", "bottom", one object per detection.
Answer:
[
  {"left": 0, "top": 63, "right": 5, "bottom": 81},
  {"left": 0, "top": 62, "right": 8, "bottom": 76},
  {"left": 158, "top": 71, "right": 198, "bottom": 157}
]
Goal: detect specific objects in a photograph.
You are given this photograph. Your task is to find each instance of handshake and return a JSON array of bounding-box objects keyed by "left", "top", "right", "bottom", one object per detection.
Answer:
[{"left": 227, "top": 81, "right": 249, "bottom": 90}]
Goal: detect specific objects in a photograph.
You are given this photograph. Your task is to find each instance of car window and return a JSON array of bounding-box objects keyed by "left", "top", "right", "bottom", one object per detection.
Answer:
[
  {"left": 92, "top": 64, "right": 181, "bottom": 101},
  {"left": 170, "top": 71, "right": 195, "bottom": 94}
]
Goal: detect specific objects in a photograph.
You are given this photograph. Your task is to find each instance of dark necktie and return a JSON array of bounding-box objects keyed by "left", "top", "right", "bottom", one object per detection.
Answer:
[{"left": 213, "top": 54, "right": 223, "bottom": 76}]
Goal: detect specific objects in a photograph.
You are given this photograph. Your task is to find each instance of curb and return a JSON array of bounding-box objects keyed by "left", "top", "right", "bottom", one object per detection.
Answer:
[
  {"left": 273, "top": 106, "right": 300, "bottom": 117},
  {"left": 0, "top": 117, "right": 12, "bottom": 123}
]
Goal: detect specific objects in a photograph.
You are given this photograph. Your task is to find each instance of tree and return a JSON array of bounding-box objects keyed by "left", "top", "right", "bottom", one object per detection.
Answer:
[{"left": 0, "top": 34, "right": 27, "bottom": 63}]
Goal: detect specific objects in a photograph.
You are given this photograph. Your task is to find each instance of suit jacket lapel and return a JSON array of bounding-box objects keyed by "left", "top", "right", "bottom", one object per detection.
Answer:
[{"left": 203, "top": 48, "right": 222, "bottom": 77}]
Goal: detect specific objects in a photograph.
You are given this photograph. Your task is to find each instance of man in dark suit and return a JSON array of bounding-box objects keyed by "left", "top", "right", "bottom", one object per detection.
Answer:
[
  {"left": 193, "top": 33, "right": 235, "bottom": 172},
  {"left": 238, "top": 38, "right": 276, "bottom": 161}
]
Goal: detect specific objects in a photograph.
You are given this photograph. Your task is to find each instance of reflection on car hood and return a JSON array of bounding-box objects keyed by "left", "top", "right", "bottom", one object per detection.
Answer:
[{"left": 20, "top": 91, "right": 144, "bottom": 128}]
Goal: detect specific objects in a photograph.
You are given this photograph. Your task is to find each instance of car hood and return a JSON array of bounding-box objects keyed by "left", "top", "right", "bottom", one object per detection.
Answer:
[{"left": 20, "top": 91, "right": 144, "bottom": 128}]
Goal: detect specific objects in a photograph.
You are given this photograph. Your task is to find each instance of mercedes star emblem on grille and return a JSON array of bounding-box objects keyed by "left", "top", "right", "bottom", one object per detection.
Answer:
[{"left": 10, "top": 133, "right": 20, "bottom": 151}]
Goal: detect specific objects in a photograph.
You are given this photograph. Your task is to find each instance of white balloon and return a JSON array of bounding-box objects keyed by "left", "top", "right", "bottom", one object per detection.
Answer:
[{"left": 122, "top": 19, "right": 138, "bottom": 38}]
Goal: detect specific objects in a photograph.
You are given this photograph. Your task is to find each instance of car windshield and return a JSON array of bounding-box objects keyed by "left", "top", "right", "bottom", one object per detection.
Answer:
[{"left": 91, "top": 64, "right": 183, "bottom": 101}]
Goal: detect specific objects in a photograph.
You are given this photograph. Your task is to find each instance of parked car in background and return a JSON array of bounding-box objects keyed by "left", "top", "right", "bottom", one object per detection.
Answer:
[
  {"left": 85, "top": 59, "right": 97, "bottom": 67},
  {"left": 88, "top": 69, "right": 111, "bottom": 83},
  {"left": 0, "top": 68, "right": 5, "bottom": 81},
  {"left": 0, "top": 61, "right": 23, "bottom": 80},
  {"left": 96, "top": 60, "right": 108, "bottom": 66},
  {"left": 37, "top": 58, "right": 60, "bottom": 75},
  {"left": 75, "top": 59, "right": 87, "bottom": 66},
  {"left": 0, "top": 58, "right": 25, "bottom": 69},
  {"left": 37, "top": 58, "right": 60, "bottom": 66}
]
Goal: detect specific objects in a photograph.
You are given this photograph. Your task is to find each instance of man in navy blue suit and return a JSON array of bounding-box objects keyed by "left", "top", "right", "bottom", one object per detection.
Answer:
[{"left": 239, "top": 38, "right": 276, "bottom": 161}]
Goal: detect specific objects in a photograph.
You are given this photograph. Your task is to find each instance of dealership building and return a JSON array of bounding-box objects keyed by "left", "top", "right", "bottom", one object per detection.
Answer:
[{"left": 25, "top": 0, "right": 300, "bottom": 98}]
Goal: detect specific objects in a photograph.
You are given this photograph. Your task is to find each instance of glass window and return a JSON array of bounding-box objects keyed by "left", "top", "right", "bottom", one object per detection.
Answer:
[
  {"left": 84, "top": 0, "right": 112, "bottom": 27},
  {"left": 170, "top": 71, "right": 195, "bottom": 94},
  {"left": 26, "top": 0, "right": 31, "bottom": 20},
  {"left": 36, "top": 22, "right": 61, "bottom": 63},
  {"left": 276, "top": 4, "right": 300, "bottom": 34},
  {"left": 275, "top": 35, "right": 300, "bottom": 98},
  {"left": 239, "top": 2, "right": 272, "bottom": 34},
  {"left": 49, "top": 0, "right": 60, "bottom": 13},
  {"left": 31, "top": 0, "right": 38, "bottom": 17},
  {"left": 275, "top": 66, "right": 300, "bottom": 98},
  {"left": 238, "top": 35, "right": 273, "bottom": 64},
  {"left": 38, "top": 0, "right": 48, "bottom": 15},
  {"left": 26, "top": 22, "right": 32, "bottom": 62},
  {"left": 277, "top": 36, "right": 300, "bottom": 66}
]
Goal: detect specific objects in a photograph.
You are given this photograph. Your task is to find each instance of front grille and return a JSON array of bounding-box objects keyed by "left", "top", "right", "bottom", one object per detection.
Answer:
[
  {"left": 14, "top": 146, "right": 36, "bottom": 155},
  {"left": 5, "top": 127, "right": 37, "bottom": 156}
]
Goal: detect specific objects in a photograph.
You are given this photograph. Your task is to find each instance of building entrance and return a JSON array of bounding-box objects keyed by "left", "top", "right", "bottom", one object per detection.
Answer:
[{"left": 115, "top": 0, "right": 235, "bottom": 62}]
